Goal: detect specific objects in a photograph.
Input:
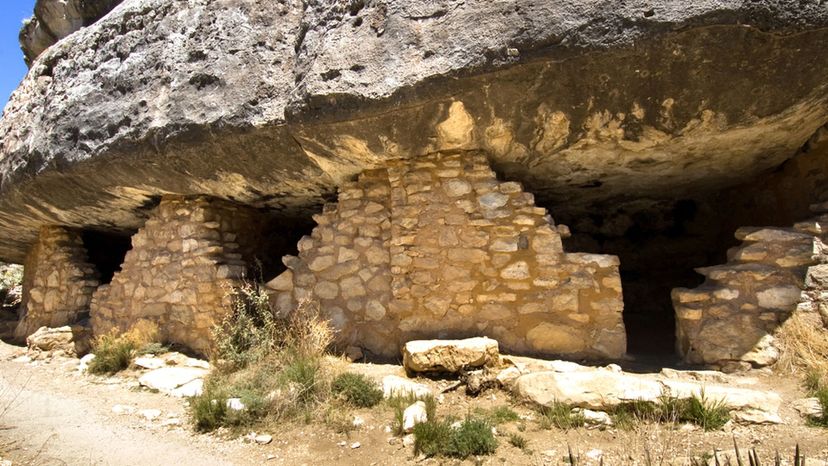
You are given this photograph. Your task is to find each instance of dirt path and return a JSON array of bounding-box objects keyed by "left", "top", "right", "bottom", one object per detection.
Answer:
[{"left": 0, "top": 343, "right": 259, "bottom": 466}]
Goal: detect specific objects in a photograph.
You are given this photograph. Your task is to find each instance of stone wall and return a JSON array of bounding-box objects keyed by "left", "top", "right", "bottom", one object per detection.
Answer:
[
  {"left": 14, "top": 226, "right": 99, "bottom": 339},
  {"left": 91, "top": 196, "right": 263, "bottom": 355},
  {"left": 268, "top": 151, "right": 626, "bottom": 360},
  {"left": 673, "top": 210, "right": 828, "bottom": 366}
]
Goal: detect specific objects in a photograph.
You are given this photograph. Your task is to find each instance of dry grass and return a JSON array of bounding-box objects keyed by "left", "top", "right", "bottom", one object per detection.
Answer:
[
  {"left": 193, "top": 284, "right": 339, "bottom": 432},
  {"left": 88, "top": 320, "right": 162, "bottom": 374},
  {"left": 776, "top": 311, "right": 828, "bottom": 384}
]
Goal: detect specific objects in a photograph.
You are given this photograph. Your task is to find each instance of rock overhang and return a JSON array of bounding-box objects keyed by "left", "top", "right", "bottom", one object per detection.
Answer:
[{"left": 0, "top": 0, "right": 827, "bottom": 262}]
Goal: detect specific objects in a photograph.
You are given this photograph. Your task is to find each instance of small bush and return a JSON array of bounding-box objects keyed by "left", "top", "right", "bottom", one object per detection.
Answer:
[
  {"left": 807, "top": 386, "right": 828, "bottom": 427},
  {"left": 538, "top": 402, "right": 585, "bottom": 430},
  {"left": 88, "top": 320, "right": 164, "bottom": 374},
  {"left": 88, "top": 332, "right": 135, "bottom": 374},
  {"left": 280, "top": 354, "right": 323, "bottom": 403},
  {"left": 331, "top": 372, "right": 383, "bottom": 408},
  {"left": 609, "top": 399, "right": 660, "bottom": 430},
  {"left": 213, "top": 282, "right": 278, "bottom": 368},
  {"left": 413, "top": 420, "right": 454, "bottom": 457},
  {"left": 680, "top": 392, "right": 730, "bottom": 431},
  {"left": 413, "top": 417, "right": 497, "bottom": 459},
  {"left": 190, "top": 386, "right": 229, "bottom": 432},
  {"left": 447, "top": 417, "right": 498, "bottom": 458},
  {"left": 508, "top": 433, "right": 528, "bottom": 451},
  {"left": 135, "top": 342, "right": 169, "bottom": 356},
  {"left": 474, "top": 405, "right": 519, "bottom": 425}
]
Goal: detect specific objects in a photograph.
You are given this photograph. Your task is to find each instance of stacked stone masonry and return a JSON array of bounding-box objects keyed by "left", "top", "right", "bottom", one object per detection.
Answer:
[
  {"left": 673, "top": 207, "right": 828, "bottom": 366},
  {"left": 14, "top": 226, "right": 99, "bottom": 339},
  {"left": 91, "top": 196, "right": 264, "bottom": 355},
  {"left": 268, "top": 151, "right": 626, "bottom": 360}
]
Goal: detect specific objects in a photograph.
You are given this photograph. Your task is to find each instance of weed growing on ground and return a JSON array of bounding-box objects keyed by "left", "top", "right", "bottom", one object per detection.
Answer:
[
  {"left": 804, "top": 373, "right": 828, "bottom": 427},
  {"left": 474, "top": 405, "right": 519, "bottom": 425},
  {"left": 680, "top": 391, "right": 730, "bottom": 431},
  {"left": 508, "top": 432, "right": 529, "bottom": 451},
  {"left": 331, "top": 372, "right": 383, "bottom": 408},
  {"left": 413, "top": 417, "right": 497, "bottom": 459},
  {"left": 190, "top": 284, "right": 336, "bottom": 433},
  {"left": 88, "top": 320, "right": 163, "bottom": 374},
  {"left": 537, "top": 401, "right": 585, "bottom": 430}
]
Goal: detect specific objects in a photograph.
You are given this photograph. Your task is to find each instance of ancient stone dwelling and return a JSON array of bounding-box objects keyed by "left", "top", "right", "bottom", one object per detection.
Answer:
[{"left": 1, "top": 0, "right": 828, "bottom": 367}]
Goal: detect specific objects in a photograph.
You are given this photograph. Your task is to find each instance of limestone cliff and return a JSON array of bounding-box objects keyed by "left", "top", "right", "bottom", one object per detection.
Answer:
[{"left": 0, "top": 0, "right": 826, "bottom": 263}]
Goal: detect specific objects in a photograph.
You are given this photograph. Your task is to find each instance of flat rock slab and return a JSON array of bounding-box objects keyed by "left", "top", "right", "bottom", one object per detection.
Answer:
[
  {"left": 138, "top": 367, "right": 207, "bottom": 396},
  {"left": 513, "top": 363, "right": 783, "bottom": 423},
  {"left": 402, "top": 337, "right": 499, "bottom": 373}
]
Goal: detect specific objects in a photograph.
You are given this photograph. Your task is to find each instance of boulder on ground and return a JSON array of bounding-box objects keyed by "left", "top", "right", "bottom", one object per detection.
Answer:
[
  {"left": 402, "top": 337, "right": 499, "bottom": 374},
  {"left": 402, "top": 401, "right": 428, "bottom": 433},
  {"left": 26, "top": 325, "right": 90, "bottom": 356}
]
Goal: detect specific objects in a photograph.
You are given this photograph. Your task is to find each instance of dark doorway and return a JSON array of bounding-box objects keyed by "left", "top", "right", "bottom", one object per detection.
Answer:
[{"left": 81, "top": 230, "right": 133, "bottom": 284}]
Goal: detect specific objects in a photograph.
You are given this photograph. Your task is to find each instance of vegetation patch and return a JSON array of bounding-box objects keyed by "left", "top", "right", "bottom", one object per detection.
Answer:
[
  {"left": 413, "top": 417, "right": 497, "bottom": 459},
  {"left": 474, "top": 405, "right": 519, "bottom": 425},
  {"left": 331, "top": 372, "right": 383, "bottom": 408},
  {"left": 189, "top": 282, "right": 336, "bottom": 433},
  {"left": 88, "top": 319, "right": 162, "bottom": 374},
  {"left": 537, "top": 401, "right": 585, "bottom": 430}
]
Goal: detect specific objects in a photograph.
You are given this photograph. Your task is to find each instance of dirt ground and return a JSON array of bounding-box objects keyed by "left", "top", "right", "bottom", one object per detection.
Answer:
[{"left": 0, "top": 341, "right": 827, "bottom": 466}]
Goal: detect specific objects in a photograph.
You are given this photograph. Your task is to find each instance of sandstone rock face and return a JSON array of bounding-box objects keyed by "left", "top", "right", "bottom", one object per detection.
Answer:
[
  {"left": 0, "top": 0, "right": 826, "bottom": 264},
  {"left": 267, "top": 152, "right": 626, "bottom": 360},
  {"left": 14, "top": 227, "right": 99, "bottom": 340},
  {"left": 402, "top": 337, "right": 500, "bottom": 374},
  {"left": 19, "top": 0, "right": 123, "bottom": 66}
]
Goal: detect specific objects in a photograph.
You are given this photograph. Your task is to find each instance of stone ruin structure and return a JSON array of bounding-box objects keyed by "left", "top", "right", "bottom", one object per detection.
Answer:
[
  {"left": 267, "top": 152, "right": 625, "bottom": 359},
  {"left": 0, "top": 0, "right": 827, "bottom": 366}
]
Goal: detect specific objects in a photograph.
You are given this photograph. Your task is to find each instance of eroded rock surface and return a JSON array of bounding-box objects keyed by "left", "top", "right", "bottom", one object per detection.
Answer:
[
  {"left": 511, "top": 360, "right": 783, "bottom": 424},
  {"left": 402, "top": 337, "right": 500, "bottom": 374},
  {"left": 0, "top": 0, "right": 826, "bottom": 263},
  {"left": 19, "top": 0, "right": 124, "bottom": 66}
]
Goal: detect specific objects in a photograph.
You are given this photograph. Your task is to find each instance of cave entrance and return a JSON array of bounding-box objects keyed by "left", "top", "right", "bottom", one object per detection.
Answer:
[
  {"left": 553, "top": 131, "right": 827, "bottom": 361},
  {"left": 559, "top": 199, "right": 735, "bottom": 358},
  {"left": 81, "top": 230, "right": 133, "bottom": 284}
]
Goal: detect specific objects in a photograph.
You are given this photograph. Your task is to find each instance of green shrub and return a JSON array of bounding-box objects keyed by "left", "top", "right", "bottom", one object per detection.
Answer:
[
  {"left": 213, "top": 282, "right": 277, "bottom": 368},
  {"left": 413, "top": 417, "right": 497, "bottom": 458},
  {"left": 609, "top": 400, "right": 660, "bottom": 430},
  {"left": 807, "top": 386, "right": 828, "bottom": 427},
  {"left": 474, "top": 405, "right": 519, "bottom": 425},
  {"left": 538, "top": 401, "right": 585, "bottom": 430},
  {"left": 88, "top": 333, "right": 136, "bottom": 374},
  {"left": 280, "top": 354, "right": 322, "bottom": 403},
  {"left": 88, "top": 320, "right": 163, "bottom": 374},
  {"left": 413, "top": 420, "right": 454, "bottom": 457},
  {"left": 136, "top": 342, "right": 169, "bottom": 356},
  {"left": 508, "top": 433, "right": 528, "bottom": 451},
  {"left": 679, "top": 392, "right": 730, "bottom": 431},
  {"left": 331, "top": 373, "right": 383, "bottom": 408},
  {"left": 446, "top": 417, "right": 498, "bottom": 458},
  {"left": 189, "top": 385, "right": 229, "bottom": 432}
]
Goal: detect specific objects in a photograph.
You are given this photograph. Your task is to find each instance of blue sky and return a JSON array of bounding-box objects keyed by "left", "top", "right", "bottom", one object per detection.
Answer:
[{"left": 1, "top": 0, "right": 36, "bottom": 109}]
